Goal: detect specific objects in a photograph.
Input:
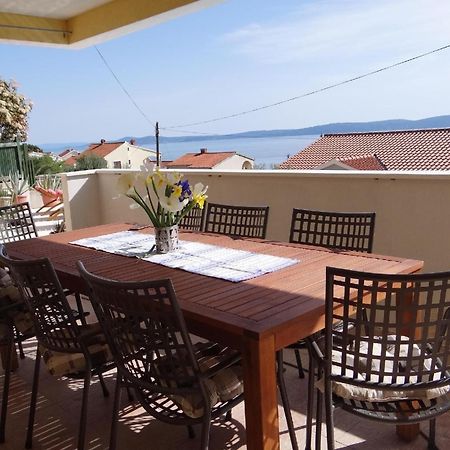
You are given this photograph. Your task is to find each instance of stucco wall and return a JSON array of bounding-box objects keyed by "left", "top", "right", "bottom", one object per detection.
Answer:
[
  {"left": 214, "top": 155, "right": 254, "bottom": 170},
  {"left": 61, "top": 171, "right": 101, "bottom": 230},
  {"left": 104, "top": 144, "right": 156, "bottom": 169},
  {"left": 64, "top": 169, "right": 450, "bottom": 272}
]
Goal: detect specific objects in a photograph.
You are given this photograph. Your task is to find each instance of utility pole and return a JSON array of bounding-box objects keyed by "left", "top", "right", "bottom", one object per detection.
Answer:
[{"left": 155, "top": 121, "right": 160, "bottom": 167}]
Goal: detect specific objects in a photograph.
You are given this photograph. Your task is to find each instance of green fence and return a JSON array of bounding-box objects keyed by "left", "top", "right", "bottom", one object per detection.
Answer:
[{"left": 0, "top": 141, "right": 35, "bottom": 184}]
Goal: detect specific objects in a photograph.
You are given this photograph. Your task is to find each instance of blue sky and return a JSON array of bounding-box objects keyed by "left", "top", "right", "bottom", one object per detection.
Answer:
[{"left": 1, "top": 0, "right": 450, "bottom": 144}]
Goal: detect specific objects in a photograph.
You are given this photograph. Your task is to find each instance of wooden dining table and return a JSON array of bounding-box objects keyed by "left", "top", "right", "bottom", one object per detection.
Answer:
[{"left": 5, "top": 223, "right": 424, "bottom": 450}]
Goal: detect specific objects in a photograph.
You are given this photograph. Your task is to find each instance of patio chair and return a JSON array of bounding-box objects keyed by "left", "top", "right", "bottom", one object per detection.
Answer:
[
  {"left": 289, "top": 208, "right": 376, "bottom": 253},
  {"left": 0, "top": 202, "right": 37, "bottom": 242},
  {"left": 0, "top": 202, "right": 89, "bottom": 358},
  {"left": 0, "top": 302, "right": 19, "bottom": 443},
  {"left": 204, "top": 203, "right": 269, "bottom": 239},
  {"left": 204, "top": 203, "right": 298, "bottom": 448},
  {"left": 307, "top": 267, "right": 450, "bottom": 450},
  {"left": 288, "top": 208, "right": 376, "bottom": 378},
  {"left": 0, "top": 264, "right": 34, "bottom": 443},
  {"left": 78, "top": 262, "right": 246, "bottom": 450},
  {"left": 179, "top": 205, "right": 206, "bottom": 232},
  {"left": 0, "top": 246, "right": 114, "bottom": 450}
]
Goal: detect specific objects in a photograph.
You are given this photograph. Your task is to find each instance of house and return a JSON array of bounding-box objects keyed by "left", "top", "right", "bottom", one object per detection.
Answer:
[
  {"left": 58, "top": 149, "right": 80, "bottom": 161},
  {"left": 279, "top": 128, "right": 450, "bottom": 170},
  {"left": 165, "top": 148, "right": 254, "bottom": 170},
  {"left": 66, "top": 139, "right": 156, "bottom": 169}
]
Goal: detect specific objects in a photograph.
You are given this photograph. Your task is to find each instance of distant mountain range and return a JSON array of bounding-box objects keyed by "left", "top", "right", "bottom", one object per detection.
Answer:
[{"left": 39, "top": 115, "right": 450, "bottom": 152}]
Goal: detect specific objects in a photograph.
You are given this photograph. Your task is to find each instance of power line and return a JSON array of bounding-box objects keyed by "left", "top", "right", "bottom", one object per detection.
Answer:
[
  {"left": 165, "top": 43, "right": 450, "bottom": 129},
  {"left": 94, "top": 46, "right": 211, "bottom": 137},
  {"left": 95, "top": 46, "right": 155, "bottom": 127}
]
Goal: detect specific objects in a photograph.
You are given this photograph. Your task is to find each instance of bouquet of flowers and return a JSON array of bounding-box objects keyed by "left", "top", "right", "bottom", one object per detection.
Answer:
[{"left": 117, "top": 161, "right": 208, "bottom": 228}]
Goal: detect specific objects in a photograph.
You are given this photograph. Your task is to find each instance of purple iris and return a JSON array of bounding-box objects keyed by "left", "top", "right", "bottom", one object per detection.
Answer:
[{"left": 177, "top": 180, "right": 191, "bottom": 200}]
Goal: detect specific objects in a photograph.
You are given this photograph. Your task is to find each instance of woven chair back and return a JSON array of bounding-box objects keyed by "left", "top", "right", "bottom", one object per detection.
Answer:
[
  {"left": 178, "top": 205, "right": 206, "bottom": 232},
  {"left": 78, "top": 263, "right": 206, "bottom": 413},
  {"left": 205, "top": 203, "right": 269, "bottom": 239},
  {"left": 0, "top": 203, "right": 37, "bottom": 243},
  {"left": 290, "top": 208, "right": 375, "bottom": 252},
  {"left": 325, "top": 267, "right": 450, "bottom": 391},
  {"left": 0, "top": 245, "right": 80, "bottom": 354}
]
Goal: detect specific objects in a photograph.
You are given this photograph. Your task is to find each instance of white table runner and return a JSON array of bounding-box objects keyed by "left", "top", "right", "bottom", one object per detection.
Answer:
[{"left": 71, "top": 231, "right": 298, "bottom": 282}]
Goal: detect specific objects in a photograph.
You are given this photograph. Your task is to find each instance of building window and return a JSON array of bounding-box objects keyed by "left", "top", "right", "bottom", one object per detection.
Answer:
[{"left": 113, "top": 161, "right": 122, "bottom": 169}]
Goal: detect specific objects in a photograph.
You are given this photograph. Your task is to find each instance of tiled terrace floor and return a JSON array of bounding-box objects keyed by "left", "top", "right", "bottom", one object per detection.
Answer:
[{"left": 1, "top": 300, "right": 448, "bottom": 449}]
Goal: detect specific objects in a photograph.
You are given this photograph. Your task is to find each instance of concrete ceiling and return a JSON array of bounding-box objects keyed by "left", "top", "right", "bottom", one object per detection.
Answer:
[{"left": 0, "top": 0, "right": 222, "bottom": 48}]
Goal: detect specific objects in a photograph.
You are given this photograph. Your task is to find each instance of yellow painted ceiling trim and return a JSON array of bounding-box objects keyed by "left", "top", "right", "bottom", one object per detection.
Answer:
[
  {"left": 68, "top": 0, "right": 199, "bottom": 45},
  {"left": 0, "top": 12, "right": 69, "bottom": 45}
]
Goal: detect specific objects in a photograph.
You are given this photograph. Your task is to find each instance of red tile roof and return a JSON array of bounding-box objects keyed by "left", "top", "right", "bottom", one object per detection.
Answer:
[
  {"left": 64, "top": 156, "right": 78, "bottom": 166},
  {"left": 279, "top": 128, "right": 450, "bottom": 171},
  {"left": 64, "top": 141, "right": 125, "bottom": 166},
  {"left": 81, "top": 141, "right": 124, "bottom": 159},
  {"left": 165, "top": 151, "right": 238, "bottom": 169},
  {"left": 336, "top": 154, "right": 387, "bottom": 170},
  {"left": 59, "top": 149, "right": 71, "bottom": 157}
]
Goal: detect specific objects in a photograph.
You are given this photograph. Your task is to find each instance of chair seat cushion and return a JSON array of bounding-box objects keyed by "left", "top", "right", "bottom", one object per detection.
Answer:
[
  {"left": 0, "top": 267, "right": 21, "bottom": 304},
  {"left": 157, "top": 341, "right": 243, "bottom": 418},
  {"left": 0, "top": 267, "right": 34, "bottom": 338},
  {"left": 317, "top": 334, "right": 450, "bottom": 402},
  {"left": 40, "top": 323, "right": 113, "bottom": 377}
]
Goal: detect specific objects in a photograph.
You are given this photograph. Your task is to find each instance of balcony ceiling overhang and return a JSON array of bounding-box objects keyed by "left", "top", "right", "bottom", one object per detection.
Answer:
[{"left": 0, "top": 0, "right": 222, "bottom": 48}]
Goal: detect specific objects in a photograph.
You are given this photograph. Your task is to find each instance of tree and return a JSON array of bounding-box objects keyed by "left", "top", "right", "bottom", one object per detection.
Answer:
[
  {"left": 0, "top": 78, "right": 32, "bottom": 142},
  {"left": 75, "top": 154, "right": 107, "bottom": 171},
  {"left": 30, "top": 155, "right": 72, "bottom": 175}
]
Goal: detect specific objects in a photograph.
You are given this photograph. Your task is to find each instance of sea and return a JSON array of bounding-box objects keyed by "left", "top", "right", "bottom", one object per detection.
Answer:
[{"left": 157, "top": 135, "right": 319, "bottom": 168}]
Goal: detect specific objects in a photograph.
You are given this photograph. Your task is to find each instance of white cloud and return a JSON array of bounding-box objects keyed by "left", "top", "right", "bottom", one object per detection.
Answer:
[{"left": 222, "top": 0, "right": 450, "bottom": 65}]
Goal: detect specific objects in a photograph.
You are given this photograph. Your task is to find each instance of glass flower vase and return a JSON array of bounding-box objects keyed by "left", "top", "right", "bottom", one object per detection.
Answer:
[{"left": 154, "top": 224, "right": 179, "bottom": 254}]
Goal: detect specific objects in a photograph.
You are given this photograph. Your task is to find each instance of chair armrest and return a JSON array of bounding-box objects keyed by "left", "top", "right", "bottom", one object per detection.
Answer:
[
  {"left": 197, "top": 345, "right": 241, "bottom": 379},
  {"left": 305, "top": 336, "right": 325, "bottom": 364}
]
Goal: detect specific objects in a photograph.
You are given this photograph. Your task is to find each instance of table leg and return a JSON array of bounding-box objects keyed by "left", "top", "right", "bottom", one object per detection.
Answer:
[{"left": 242, "top": 333, "right": 279, "bottom": 450}]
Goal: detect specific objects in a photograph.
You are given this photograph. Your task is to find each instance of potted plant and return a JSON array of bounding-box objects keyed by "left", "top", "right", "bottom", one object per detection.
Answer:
[
  {"left": 33, "top": 174, "right": 63, "bottom": 206},
  {"left": 117, "top": 161, "right": 208, "bottom": 253},
  {"left": 1, "top": 172, "right": 29, "bottom": 204},
  {"left": 0, "top": 187, "right": 11, "bottom": 207}
]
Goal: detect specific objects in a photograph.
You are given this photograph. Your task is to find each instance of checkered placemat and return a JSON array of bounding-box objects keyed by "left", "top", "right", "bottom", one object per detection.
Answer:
[{"left": 71, "top": 231, "right": 298, "bottom": 282}]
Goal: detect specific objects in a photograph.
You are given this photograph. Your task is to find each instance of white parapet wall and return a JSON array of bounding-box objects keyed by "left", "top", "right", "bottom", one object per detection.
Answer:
[
  {"left": 63, "top": 168, "right": 450, "bottom": 272},
  {"left": 61, "top": 170, "right": 101, "bottom": 231}
]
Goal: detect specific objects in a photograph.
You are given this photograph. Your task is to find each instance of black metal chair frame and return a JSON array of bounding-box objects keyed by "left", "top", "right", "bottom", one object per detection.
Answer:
[
  {"left": 179, "top": 204, "right": 207, "bottom": 232},
  {"left": 205, "top": 203, "right": 269, "bottom": 239},
  {"left": 78, "top": 262, "right": 249, "bottom": 450},
  {"left": 288, "top": 208, "right": 376, "bottom": 379},
  {"left": 185, "top": 202, "right": 297, "bottom": 448},
  {"left": 0, "top": 246, "right": 114, "bottom": 450},
  {"left": 0, "top": 202, "right": 38, "bottom": 243},
  {"left": 290, "top": 208, "right": 376, "bottom": 253},
  {"left": 0, "top": 202, "right": 88, "bottom": 359},
  {"left": 0, "top": 302, "right": 20, "bottom": 443},
  {"left": 306, "top": 267, "right": 450, "bottom": 450}
]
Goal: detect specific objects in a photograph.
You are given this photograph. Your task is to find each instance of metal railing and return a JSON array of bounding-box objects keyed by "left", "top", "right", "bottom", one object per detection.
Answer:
[{"left": 0, "top": 140, "right": 35, "bottom": 184}]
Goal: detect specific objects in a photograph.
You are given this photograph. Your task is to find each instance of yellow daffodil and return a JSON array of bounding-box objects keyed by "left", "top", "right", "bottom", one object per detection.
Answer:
[
  {"left": 192, "top": 182, "right": 208, "bottom": 208},
  {"left": 117, "top": 158, "right": 209, "bottom": 228},
  {"left": 117, "top": 173, "right": 136, "bottom": 196},
  {"left": 172, "top": 184, "right": 182, "bottom": 198}
]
